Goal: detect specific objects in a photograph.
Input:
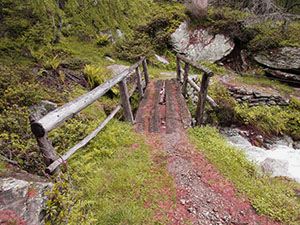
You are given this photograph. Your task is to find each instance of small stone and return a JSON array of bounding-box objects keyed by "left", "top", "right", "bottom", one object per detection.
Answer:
[
  {"left": 240, "top": 210, "right": 245, "bottom": 215},
  {"left": 213, "top": 208, "right": 218, "bottom": 212},
  {"left": 196, "top": 171, "right": 202, "bottom": 177},
  {"left": 180, "top": 199, "right": 186, "bottom": 205},
  {"left": 207, "top": 199, "right": 211, "bottom": 203},
  {"left": 187, "top": 207, "right": 193, "bottom": 213}
]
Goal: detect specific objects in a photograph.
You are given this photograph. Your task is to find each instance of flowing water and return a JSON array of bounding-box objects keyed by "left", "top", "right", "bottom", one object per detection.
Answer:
[{"left": 222, "top": 128, "right": 300, "bottom": 183}]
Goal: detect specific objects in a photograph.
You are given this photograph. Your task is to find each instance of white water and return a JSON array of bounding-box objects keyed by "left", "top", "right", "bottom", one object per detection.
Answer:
[{"left": 223, "top": 129, "right": 300, "bottom": 183}]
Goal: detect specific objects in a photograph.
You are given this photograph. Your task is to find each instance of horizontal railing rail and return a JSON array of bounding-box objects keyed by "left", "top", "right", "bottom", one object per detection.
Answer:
[{"left": 30, "top": 57, "right": 149, "bottom": 174}]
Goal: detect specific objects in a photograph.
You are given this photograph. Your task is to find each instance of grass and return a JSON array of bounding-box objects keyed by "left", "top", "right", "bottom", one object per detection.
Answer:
[
  {"left": 236, "top": 73, "right": 297, "bottom": 95},
  {"left": 188, "top": 126, "right": 300, "bottom": 224},
  {"left": 49, "top": 120, "right": 175, "bottom": 224}
]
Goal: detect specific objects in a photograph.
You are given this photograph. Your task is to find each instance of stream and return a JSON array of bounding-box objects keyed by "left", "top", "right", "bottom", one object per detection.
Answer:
[{"left": 222, "top": 128, "right": 300, "bottom": 183}]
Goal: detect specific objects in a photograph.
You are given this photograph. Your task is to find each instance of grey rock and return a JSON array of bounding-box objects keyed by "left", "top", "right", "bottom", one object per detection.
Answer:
[
  {"left": 254, "top": 47, "right": 300, "bottom": 71},
  {"left": 105, "top": 56, "right": 116, "bottom": 63},
  {"left": 171, "top": 22, "right": 234, "bottom": 63},
  {"left": 265, "top": 68, "right": 300, "bottom": 82},
  {"left": 40, "top": 100, "right": 57, "bottom": 113},
  {"left": 0, "top": 177, "right": 53, "bottom": 225},
  {"left": 116, "top": 29, "right": 123, "bottom": 38},
  {"left": 106, "top": 64, "right": 129, "bottom": 75},
  {"left": 260, "top": 158, "right": 290, "bottom": 178},
  {"left": 155, "top": 54, "right": 169, "bottom": 64}
]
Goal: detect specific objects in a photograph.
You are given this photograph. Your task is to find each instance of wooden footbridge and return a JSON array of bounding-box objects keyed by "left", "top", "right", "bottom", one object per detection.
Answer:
[{"left": 30, "top": 54, "right": 217, "bottom": 174}]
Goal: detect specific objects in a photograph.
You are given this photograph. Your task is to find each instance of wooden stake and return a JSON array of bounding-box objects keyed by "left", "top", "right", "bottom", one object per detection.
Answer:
[{"left": 119, "top": 78, "right": 134, "bottom": 124}]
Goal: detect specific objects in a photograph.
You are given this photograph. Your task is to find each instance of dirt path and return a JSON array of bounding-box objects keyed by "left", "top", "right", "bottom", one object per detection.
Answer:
[{"left": 135, "top": 79, "right": 280, "bottom": 225}]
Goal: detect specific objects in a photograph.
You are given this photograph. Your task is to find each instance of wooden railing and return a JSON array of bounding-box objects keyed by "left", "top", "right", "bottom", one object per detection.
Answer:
[
  {"left": 30, "top": 57, "right": 149, "bottom": 174},
  {"left": 176, "top": 54, "right": 218, "bottom": 126}
]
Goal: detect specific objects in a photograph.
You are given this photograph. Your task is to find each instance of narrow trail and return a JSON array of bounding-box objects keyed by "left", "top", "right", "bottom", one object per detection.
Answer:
[{"left": 135, "top": 79, "right": 280, "bottom": 225}]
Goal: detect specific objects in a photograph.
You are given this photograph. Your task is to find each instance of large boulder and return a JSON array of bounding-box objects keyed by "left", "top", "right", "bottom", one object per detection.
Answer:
[
  {"left": 254, "top": 47, "right": 300, "bottom": 72},
  {"left": 0, "top": 174, "right": 53, "bottom": 225},
  {"left": 170, "top": 22, "right": 234, "bottom": 63}
]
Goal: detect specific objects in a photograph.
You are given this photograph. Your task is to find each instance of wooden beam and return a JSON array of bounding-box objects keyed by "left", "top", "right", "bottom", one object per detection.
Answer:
[
  {"left": 142, "top": 58, "right": 149, "bottom": 86},
  {"left": 136, "top": 66, "right": 143, "bottom": 100},
  {"left": 182, "top": 63, "right": 190, "bottom": 98},
  {"left": 187, "top": 77, "right": 218, "bottom": 110},
  {"left": 119, "top": 78, "right": 134, "bottom": 124},
  {"left": 46, "top": 83, "right": 138, "bottom": 174},
  {"left": 31, "top": 58, "right": 144, "bottom": 138},
  {"left": 195, "top": 73, "right": 211, "bottom": 126},
  {"left": 176, "top": 55, "right": 181, "bottom": 81},
  {"left": 176, "top": 54, "right": 213, "bottom": 76},
  {"left": 46, "top": 105, "right": 121, "bottom": 174}
]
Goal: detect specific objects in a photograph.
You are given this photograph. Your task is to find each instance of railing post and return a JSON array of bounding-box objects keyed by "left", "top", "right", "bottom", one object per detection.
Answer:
[
  {"left": 119, "top": 78, "right": 134, "bottom": 124},
  {"left": 176, "top": 55, "right": 181, "bottom": 82},
  {"left": 182, "top": 63, "right": 190, "bottom": 98},
  {"left": 195, "top": 72, "right": 214, "bottom": 126},
  {"left": 142, "top": 58, "right": 149, "bottom": 86},
  {"left": 29, "top": 111, "right": 59, "bottom": 173},
  {"left": 136, "top": 66, "right": 144, "bottom": 100}
]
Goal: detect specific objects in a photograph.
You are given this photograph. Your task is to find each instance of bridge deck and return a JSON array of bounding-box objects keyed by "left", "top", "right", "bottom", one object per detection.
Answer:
[{"left": 135, "top": 78, "right": 192, "bottom": 133}]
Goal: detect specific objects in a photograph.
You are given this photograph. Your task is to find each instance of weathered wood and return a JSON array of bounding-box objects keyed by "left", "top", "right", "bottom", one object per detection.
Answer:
[
  {"left": 177, "top": 54, "right": 214, "bottom": 77},
  {"left": 136, "top": 66, "right": 143, "bottom": 100},
  {"left": 46, "top": 83, "right": 138, "bottom": 174},
  {"left": 166, "top": 79, "right": 182, "bottom": 134},
  {"left": 195, "top": 73, "right": 211, "bottom": 126},
  {"left": 149, "top": 80, "right": 163, "bottom": 133},
  {"left": 176, "top": 55, "right": 181, "bottom": 81},
  {"left": 182, "top": 63, "right": 190, "bottom": 97},
  {"left": 46, "top": 105, "right": 121, "bottom": 174},
  {"left": 142, "top": 58, "right": 149, "bottom": 86},
  {"left": 173, "top": 79, "right": 192, "bottom": 129},
  {"left": 30, "top": 111, "right": 59, "bottom": 172},
  {"left": 135, "top": 82, "right": 153, "bottom": 132},
  {"left": 31, "top": 58, "right": 144, "bottom": 138},
  {"left": 119, "top": 78, "right": 134, "bottom": 124},
  {"left": 187, "top": 77, "right": 218, "bottom": 110}
]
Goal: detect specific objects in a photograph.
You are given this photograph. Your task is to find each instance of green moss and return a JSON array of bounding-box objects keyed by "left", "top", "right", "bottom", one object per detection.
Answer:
[{"left": 188, "top": 126, "right": 300, "bottom": 223}]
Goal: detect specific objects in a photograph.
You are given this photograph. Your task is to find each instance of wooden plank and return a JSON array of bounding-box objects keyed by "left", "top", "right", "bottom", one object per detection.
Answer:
[
  {"left": 173, "top": 79, "right": 192, "bottom": 129},
  {"left": 177, "top": 54, "right": 214, "bottom": 76},
  {"left": 182, "top": 63, "right": 190, "bottom": 98},
  {"left": 165, "top": 79, "right": 181, "bottom": 134},
  {"left": 119, "top": 78, "right": 134, "bottom": 124},
  {"left": 29, "top": 111, "right": 59, "bottom": 173},
  {"left": 46, "top": 83, "right": 138, "bottom": 174},
  {"left": 142, "top": 58, "right": 149, "bottom": 86},
  {"left": 31, "top": 57, "right": 144, "bottom": 138},
  {"left": 136, "top": 66, "right": 144, "bottom": 100},
  {"left": 187, "top": 77, "right": 218, "bottom": 110},
  {"left": 176, "top": 55, "right": 181, "bottom": 81},
  {"left": 149, "top": 80, "right": 163, "bottom": 133},
  {"left": 195, "top": 73, "right": 211, "bottom": 126}
]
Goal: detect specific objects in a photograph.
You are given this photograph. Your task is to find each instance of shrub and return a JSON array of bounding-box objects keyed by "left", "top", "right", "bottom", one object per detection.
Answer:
[
  {"left": 96, "top": 34, "right": 111, "bottom": 47},
  {"left": 0, "top": 105, "right": 45, "bottom": 173}
]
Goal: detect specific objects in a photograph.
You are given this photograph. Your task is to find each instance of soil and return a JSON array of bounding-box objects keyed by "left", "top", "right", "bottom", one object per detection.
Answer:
[{"left": 135, "top": 79, "right": 281, "bottom": 225}]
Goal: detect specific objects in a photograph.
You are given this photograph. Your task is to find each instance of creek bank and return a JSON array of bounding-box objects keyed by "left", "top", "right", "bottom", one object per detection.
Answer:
[{"left": 221, "top": 127, "right": 300, "bottom": 183}]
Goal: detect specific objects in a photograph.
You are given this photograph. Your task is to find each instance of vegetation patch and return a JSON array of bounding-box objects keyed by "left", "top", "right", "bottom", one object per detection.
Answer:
[
  {"left": 188, "top": 126, "right": 300, "bottom": 223},
  {"left": 45, "top": 120, "right": 174, "bottom": 224}
]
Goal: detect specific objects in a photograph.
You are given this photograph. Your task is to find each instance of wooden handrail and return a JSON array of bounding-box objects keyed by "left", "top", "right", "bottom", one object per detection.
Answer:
[
  {"left": 176, "top": 54, "right": 214, "bottom": 77},
  {"left": 31, "top": 57, "right": 145, "bottom": 138},
  {"left": 46, "top": 82, "right": 138, "bottom": 174},
  {"left": 176, "top": 54, "right": 214, "bottom": 126},
  {"left": 30, "top": 57, "right": 149, "bottom": 173}
]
